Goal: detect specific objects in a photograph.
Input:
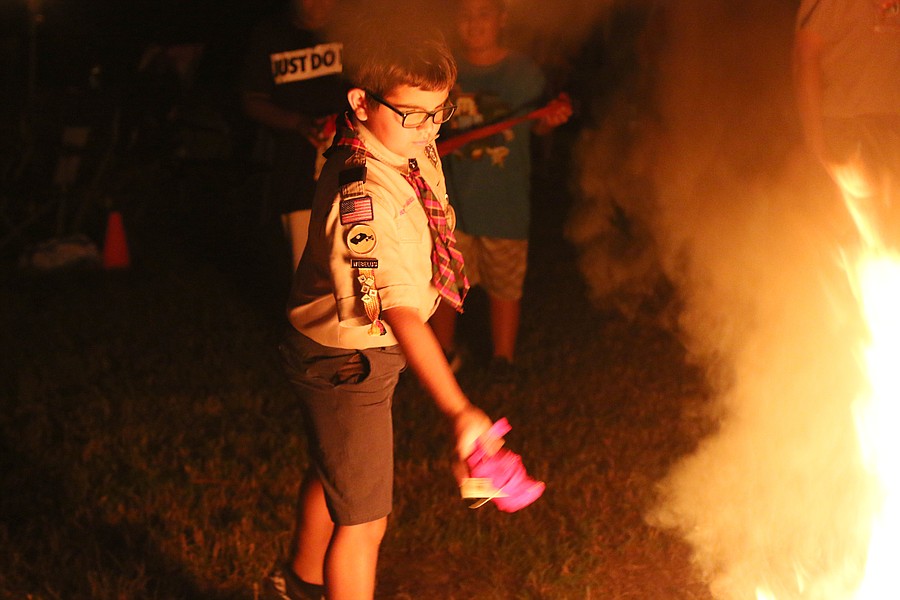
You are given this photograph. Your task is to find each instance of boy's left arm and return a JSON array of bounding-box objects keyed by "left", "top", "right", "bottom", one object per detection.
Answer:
[
  {"left": 532, "top": 92, "right": 573, "bottom": 136},
  {"left": 382, "top": 306, "right": 494, "bottom": 460}
]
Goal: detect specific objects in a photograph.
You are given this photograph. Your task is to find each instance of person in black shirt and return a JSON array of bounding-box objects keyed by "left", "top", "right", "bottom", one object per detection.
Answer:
[{"left": 240, "top": 0, "right": 346, "bottom": 271}]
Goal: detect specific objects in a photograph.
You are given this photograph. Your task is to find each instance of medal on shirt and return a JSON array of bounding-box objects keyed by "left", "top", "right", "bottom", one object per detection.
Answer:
[
  {"left": 356, "top": 268, "right": 386, "bottom": 336},
  {"left": 346, "top": 224, "right": 384, "bottom": 335}
]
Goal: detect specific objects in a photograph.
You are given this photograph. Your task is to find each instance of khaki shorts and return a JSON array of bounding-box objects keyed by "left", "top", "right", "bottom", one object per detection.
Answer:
[{"left": 455, "top": 231, "right": 528, "bottom": 301}]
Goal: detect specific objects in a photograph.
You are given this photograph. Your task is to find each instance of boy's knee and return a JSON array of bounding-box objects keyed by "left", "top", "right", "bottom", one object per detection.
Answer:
[
  {"left": 360, "top": 517, "right": 388, "bottom": 543},
  {"left": 337, "top": 517, "right": 387, "bottom": 546}
]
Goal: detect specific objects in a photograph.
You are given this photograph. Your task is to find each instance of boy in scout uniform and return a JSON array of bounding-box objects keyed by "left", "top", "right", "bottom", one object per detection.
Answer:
[{"left": 267, "top": 20, "right": 497, "bottom": 600}]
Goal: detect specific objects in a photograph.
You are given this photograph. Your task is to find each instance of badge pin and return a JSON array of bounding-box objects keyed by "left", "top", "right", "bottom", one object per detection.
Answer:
[{"left": 425, "top": 143, "right": 438, "bottom": 168}]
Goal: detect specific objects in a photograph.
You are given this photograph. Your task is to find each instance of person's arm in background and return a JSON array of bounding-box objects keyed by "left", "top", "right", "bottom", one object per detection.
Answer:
[
  {"left": 793, "top": 25, "right": 873, "bottom": 199},
  {"left": 792, "top": 26, "right": 828, "bottom": 165},
  {"left": 242, "top": 91, "right": 324, "bottom": 147},
  {"left": 532, "top": 92, "right": 573, "bottom": 136}
]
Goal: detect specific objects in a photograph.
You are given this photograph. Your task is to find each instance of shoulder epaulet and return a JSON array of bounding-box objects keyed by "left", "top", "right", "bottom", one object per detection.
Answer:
[
  {"left": 338, "top": 161, "right": 373, "bottom": 226},
  {"left": 338, "top": 164, "right": 367, "bottom": 201}
]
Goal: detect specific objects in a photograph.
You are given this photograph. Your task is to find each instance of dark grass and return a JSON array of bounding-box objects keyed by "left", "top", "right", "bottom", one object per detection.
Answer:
[{"left": 1, "top": 132, "right": 714, "bottom": 599}]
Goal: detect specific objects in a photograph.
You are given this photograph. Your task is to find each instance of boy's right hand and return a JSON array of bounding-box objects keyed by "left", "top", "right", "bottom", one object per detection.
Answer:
[{"left": 452, "top": 404, "right": 501, "bottom": 462}]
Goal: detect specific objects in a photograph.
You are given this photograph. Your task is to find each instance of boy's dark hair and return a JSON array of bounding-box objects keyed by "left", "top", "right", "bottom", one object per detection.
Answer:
[{"left": 340, "top": 16, "right": 457, "bottom": 96}]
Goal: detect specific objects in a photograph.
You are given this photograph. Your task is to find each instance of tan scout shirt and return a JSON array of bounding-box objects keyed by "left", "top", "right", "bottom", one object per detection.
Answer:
[{"left": 287, "top": 117, "right": 452, "bottom": 349}]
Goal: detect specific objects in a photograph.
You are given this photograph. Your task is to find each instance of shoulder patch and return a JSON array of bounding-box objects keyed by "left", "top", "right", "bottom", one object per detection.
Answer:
[
  {"left": 340, "top": 195, "right": 374, "bottom": 225},
  {"left": 346, "top": 224, "right": 377, "bottom": 255}
]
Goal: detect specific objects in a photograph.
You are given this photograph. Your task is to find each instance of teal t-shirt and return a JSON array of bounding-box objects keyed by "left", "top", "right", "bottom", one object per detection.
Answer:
[{"left": 443, "top": 52, "right": 546, "bottom": 240}]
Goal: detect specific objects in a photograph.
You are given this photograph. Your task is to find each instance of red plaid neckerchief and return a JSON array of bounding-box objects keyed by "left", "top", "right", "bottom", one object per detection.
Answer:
[
  {"left": 405, "top": 157, "right": 469, "bottom": 312},
  {"left": 331, "top": 115, "right": 469, "bottom": 312},
  {"left": 329, "top": 113, "right": 368, "bottom": 162}
]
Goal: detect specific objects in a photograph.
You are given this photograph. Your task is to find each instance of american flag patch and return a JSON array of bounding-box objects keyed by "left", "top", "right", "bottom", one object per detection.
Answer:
[{"left": 340, "top": 195, "right": 374, "bottom": 224}]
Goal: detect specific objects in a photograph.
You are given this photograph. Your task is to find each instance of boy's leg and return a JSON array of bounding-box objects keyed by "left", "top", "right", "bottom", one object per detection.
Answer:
[
  {"left": 324, "top": 517, "right": 388, "bottom": 600},
  {"left": 279, "top": 333, "right": 404, "bottom": 599},
  {"left": 480, "top": 237, "right": 528, "bottom": 364},
  {"left": 290, "top": 470, "right": 333, "bottom": 586},
  {"left": 287, "top": 471, "right": 386, "bottom": 599},
  {"left": 489, "top": 295, "right": 520, "bottom": 363}
]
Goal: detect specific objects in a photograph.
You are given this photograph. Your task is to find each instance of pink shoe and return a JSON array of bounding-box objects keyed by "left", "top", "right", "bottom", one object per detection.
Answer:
[{"left": 461, "top": 418, "right": 545, "bottom": 512}]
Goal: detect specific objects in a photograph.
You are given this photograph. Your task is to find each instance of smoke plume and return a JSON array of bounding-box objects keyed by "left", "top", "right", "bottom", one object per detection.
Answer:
[{"left": 572, "top": 0, "right": 882, "bottom": 597}]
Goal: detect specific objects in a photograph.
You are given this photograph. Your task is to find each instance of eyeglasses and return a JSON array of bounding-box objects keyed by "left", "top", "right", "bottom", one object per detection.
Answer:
[{"left": 365, "top": 90, "right": 457, "bottom": 128}]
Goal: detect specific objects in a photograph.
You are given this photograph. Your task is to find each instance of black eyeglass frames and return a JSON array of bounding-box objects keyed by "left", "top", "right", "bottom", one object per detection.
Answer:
[{"left": 365, "top": 90, "right": 457, "bottom": 128}]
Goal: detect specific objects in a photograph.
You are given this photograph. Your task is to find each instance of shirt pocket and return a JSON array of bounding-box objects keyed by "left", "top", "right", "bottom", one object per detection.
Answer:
[{"left": 396, "top": 195, "right": 429, "bottom": 243}]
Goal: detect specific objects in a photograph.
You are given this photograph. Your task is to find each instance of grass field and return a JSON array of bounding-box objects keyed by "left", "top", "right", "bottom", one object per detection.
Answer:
[{"left": 1, "top": 146, "right": 715, "bottom": 599}]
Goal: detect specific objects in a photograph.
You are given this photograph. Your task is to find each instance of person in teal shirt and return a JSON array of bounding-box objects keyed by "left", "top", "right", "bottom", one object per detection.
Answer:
[{"left": 431, "top": 0, "right": 571, "bottom": 376}]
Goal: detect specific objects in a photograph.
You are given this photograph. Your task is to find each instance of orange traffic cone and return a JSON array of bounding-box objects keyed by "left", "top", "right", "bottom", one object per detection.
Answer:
[{"left": 102, "top": 210, "right": 131, "bottom": 269}]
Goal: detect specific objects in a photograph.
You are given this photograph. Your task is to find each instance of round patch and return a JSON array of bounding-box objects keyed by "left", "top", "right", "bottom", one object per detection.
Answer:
[{"left": 346, "top": 224, "right": 377, "bottom": 255}]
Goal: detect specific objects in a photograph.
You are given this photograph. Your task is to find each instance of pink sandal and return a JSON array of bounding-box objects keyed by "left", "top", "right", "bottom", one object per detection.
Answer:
[{"left": 460, "top": 418, "right": 545, "bottom": 512}]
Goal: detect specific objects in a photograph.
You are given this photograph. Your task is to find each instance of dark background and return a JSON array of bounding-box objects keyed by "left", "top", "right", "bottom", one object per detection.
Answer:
[
  {"left": 1, "top": 0, "right": 278, "bottom": 88},
  {"left": 1, "top": 0, "right": 637, "bottom": 267}
]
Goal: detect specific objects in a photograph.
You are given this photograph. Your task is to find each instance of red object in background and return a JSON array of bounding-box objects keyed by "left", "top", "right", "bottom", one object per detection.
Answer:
[
  {"left": 102, "top": 210, "right": 130, "bottom": 269},
  {"left": 436, "top": 105, "right": 555, "bottom": 157}
]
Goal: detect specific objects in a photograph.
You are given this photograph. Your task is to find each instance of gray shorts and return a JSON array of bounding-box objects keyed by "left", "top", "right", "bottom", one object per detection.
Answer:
[{"left": 279, "top": 328, "right": 407, "bottom": 525}]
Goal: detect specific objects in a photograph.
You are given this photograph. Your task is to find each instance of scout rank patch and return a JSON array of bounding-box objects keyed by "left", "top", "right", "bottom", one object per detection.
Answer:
[{"left": 340, "top": 163, "right": 385, "bottom": 336}]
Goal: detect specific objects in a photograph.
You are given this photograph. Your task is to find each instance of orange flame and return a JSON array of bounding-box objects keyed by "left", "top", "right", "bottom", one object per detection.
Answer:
[
  {"left": 788, "top": 166, "right": 897, "bottom": 599},
  {"left": 747, "top": 183, "right": 897, "bottom": 600},
  {"left": 842, "top": 197, "right": 899, "bottom": 599}
]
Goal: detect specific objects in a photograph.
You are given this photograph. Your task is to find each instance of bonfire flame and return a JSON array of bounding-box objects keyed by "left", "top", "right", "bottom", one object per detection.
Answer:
[
  {"left": 747, "top": 174, "right": 898, "bottom": 600},
  {"left": 842, "top": 190, "right": 899, "bottom": 600}
]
